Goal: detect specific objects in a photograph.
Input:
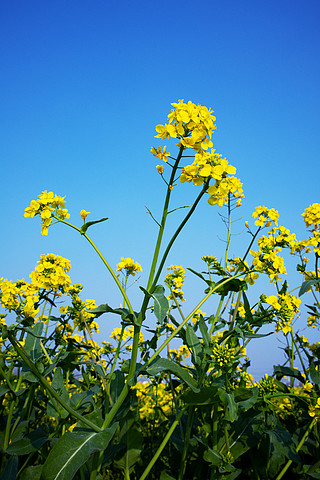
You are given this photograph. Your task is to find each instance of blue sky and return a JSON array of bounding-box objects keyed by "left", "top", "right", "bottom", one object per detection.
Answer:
[{"left": 1, "top": 0, "right": 319, "bottom": 378}]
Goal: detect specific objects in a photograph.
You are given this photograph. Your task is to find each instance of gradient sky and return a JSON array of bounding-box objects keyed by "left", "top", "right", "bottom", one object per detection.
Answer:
[{"left": 1, "top": 0, "right": 319, "bottom": 378}]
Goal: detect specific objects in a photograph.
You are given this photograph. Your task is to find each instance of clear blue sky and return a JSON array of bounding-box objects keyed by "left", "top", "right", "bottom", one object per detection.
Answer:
[{"left": 1, "top": 0, "right": 319, "bottom": 378}]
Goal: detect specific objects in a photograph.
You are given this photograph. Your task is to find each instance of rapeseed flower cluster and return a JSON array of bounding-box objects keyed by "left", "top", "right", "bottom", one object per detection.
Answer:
[
  {"left": 60, "top": 295, "right": 100, "bottom": 335},
  {"left": 308, "top": 397, "right": 320, "bottom": 422},
  {"left": 30, "top": 254, "right": 71, "bottom": 293},
  {"left": 265, "top": 293, "right": 301, "bottom": 335},
  {"left": 0, "top": 278, "right": 39, "bottom": 316},
  {"left": 116, "top": 257, "right": 142, "bottom": 277},
  {"left": 250, "top": 229, "right": 288, "bottom": 283},
  {"left": 257, "top": 374, "right": 278, "bottom": 395},
  {"left": 155, "top": 99, "right": 216, "bottom": 151},
  {"left": 252, "top": 206, "right": 279, "bottom": 227},
  {"left": 152, "top": 100, "right": 244, "bottom": 207},
  {"left": 134, "top": 381, "right": 178, "bottom": 426},
  {"left": 227, "top": 257, "right": 259, "bottom": 285},
  {"left": 302, "top": 203, "right": 320, "bottom": 230},
  {"left": 168, "top": 345, "right": 190, "bottom": 362},
  {"left": 192, "top": 309, "right": 206, "bottom": 325},
  {"left": 211, "top": 343, "right": 236, "bottom": 368},
  {"left": 164, "top": 265, "right": 186, "bottom": 303},
  {"left": 24, "top": 191, "right": 70, "bottom": 235},
  {"left": 179, "top": 150, "right": 244, "bottom": 207}
]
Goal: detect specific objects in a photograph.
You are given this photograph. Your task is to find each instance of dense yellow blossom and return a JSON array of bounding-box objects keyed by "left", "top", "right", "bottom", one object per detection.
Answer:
[
  {"left": 302, "top": 203, "right": 320, "bottom": 230},
  {"left": 252, "top": 206, "right": 279, "bottom": 227},
  {"left": 116, "top": 257, "right": 142, "bottom": 277},
  {"left": 265, "top": 293, "right": 301, "bottom": 335},
  {"left": 134, "top": 381, "right": 177, "bottom": 425},
  {"left": 155, "top": 100, "right": 216, "bottom": 151},
  {"left": 165, "top": 265, "right": 186, "bottom": 304},
  {"left": 30, "top": 254, "right": 71, "bottom": 293}
]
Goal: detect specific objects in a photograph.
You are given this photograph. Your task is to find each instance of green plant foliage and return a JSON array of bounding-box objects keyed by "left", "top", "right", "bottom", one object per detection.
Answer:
[{"left": 1, "top": 100, "right": 320, "bottom": 480}]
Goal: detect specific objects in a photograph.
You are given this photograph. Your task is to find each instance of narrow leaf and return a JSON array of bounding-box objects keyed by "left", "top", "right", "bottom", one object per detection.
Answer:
[
  {"left": 186, "top": 325, "right": 202, "bottom": 366},
  {"left": 79, "top": 217, "right": 108, "bottom": 235}
]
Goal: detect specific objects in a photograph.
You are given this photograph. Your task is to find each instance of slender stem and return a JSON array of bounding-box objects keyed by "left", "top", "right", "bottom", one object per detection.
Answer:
[
  {"left": 106, "top": 324, "right": 126, "bottom": 402},
  {"left": 208, "top": 295, "right": 225, "bottom": 337},
  {"left": 146, "top": 146, "right": 185, "bottom": 291},
  {"left": 53, "top": 216, "right": 134, "bottom": 315},
  {"left": 8, "top": 333, "right": 102, "bottom": 433},
  {"left": 275, "top": 417, "right": 316, "bottom": 480},
  {"left": 150, "top": 183, "right": 208, "bottom": 292},
  {"left": 139, "top": 408, "right": 186, "bottom": 480},
  {"left": 242, "top": 226, "right": 262, "bottom": 263},
  {"left": 223, "top": 194, "right": 232, "bottom": 272},
  {"left": 178, "top": 407, "right": 195, "bottom": 480}
]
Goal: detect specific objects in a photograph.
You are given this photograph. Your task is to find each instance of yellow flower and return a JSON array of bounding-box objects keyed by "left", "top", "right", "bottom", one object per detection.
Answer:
[
  {"left": 252, "top": 206, "right": 279, "bottom": 227},
  {"left": 80, "top": 209, "right": 90, "bottom": 220},
  {"left": 116, "top": 257, "right": 142, "bottom": 276},
  {"left": 151, "top": 146, "right": 170, "bottom": 162},
  {"left": 156, "top": 165, "right": 164, "bottom": 175},
  {"left": 309, "top": 397, "right": 320, "bottom": 421},
  {"left": 302, "top": 203, "right": 320, "bottom": 230}
]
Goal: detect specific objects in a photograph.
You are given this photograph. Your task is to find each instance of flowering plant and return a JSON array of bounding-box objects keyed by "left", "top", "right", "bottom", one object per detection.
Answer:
[{"left": 0, "top": 100, "right": 320, "bottom": 480}]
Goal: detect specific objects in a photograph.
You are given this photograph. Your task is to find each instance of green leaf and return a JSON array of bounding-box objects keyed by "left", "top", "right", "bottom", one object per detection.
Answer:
[
  {"left": 234, "top": 386, "right": 259, "bottom": 409},
  {"left": 267, "top": 426, "right": 300, "bottom": 463},
  {"left": 140, "top": 285, "right": 169, "bottom": 325},
  {"left": 0, "top": 385, "right": 10, "bottom": 397},
  {"left": 185, "top": 325, "right": 202, "bottom": 367},
  {"left": 299, "top": 279, "right": 320, "bottom": 296},
  {"left": 19, "top": 465, "right": 43, "bottom": 480},
  {"left": 24, "top": 322, "right": 43, "bottom": 362},
  {"left": 310, "top": 360, "right": 320, "bottom": 385},
  {"left": 218, "top": 389, "right": 238, "bottom": 422},
  {"left": 160, "top": 472, "right": 176, "bottom": 480},
  {"left": 47, "top": 367, "right": 70, "bottom": 419},
  {"left": 6, "top": 428, "right": 48, "bottom": 455},
  {"left": 114, "top": 427, "right": 143, "bottom": 473},
  {"left": 40, "top": 424, "right": 118, "bottom": 480},
  {"left": 145, "top": 358, "right": 199, "bottom": 392},
  {"left": 0, "top": 455, "right": 18, "bottom": 480},
  {"left": 79, "top": 217, "right": 108, "bottom": 235},
  {"left": 87, "top": 304, "right": 138, "bottom": 325},
  {"left": 182, "top": 386, "right": 218, "bottom": 405},
  {"left": 273, "top": 365, "right": 305, "bottom": 383},
  {"left": 198, "top": 316, "right": 210, "bottom": 347},
  {"left": 212, "top": 278, "right": 247, "bottom": 296},
  {"left": 187, "top": 268, "right": 208, "bottom": 283},
  {"left": 203, "top": 446, "right": 222, "bottom": 466},
  {"left": 152, "top": 285, "right": 169, "bottom": 325},
  {"left": 242, "top": 291, "right": 253, "bottom": 322}
]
